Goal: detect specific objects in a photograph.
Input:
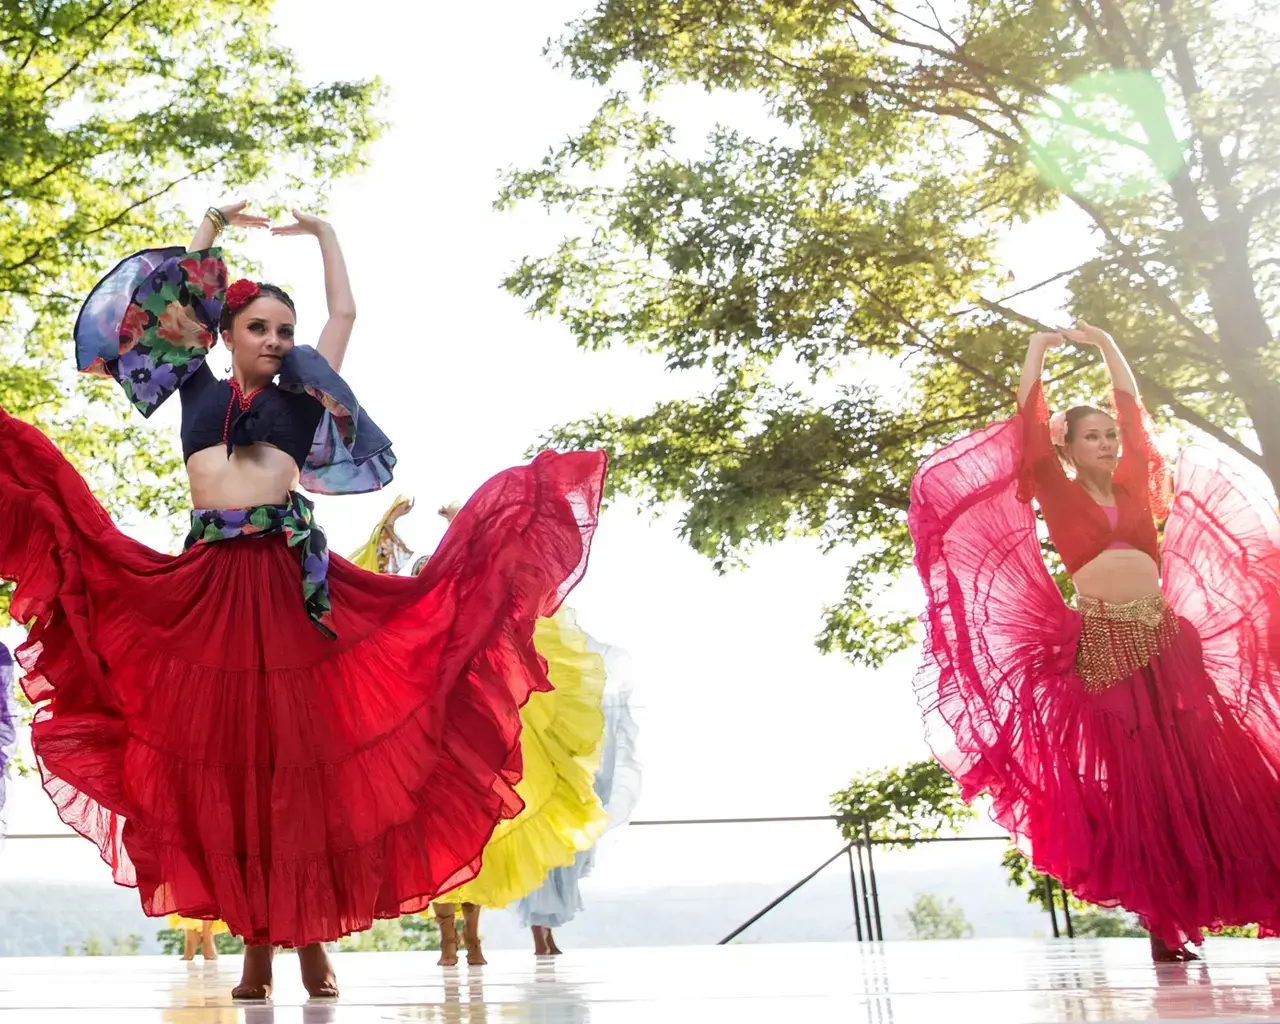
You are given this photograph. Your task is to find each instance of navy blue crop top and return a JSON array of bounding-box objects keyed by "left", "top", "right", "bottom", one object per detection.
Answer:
[
  {"left": 179, "top": 361, "right": 323, "bottom": 467},
  {"left": 75, "top": 246, "right": 397, "bottom": 495}
]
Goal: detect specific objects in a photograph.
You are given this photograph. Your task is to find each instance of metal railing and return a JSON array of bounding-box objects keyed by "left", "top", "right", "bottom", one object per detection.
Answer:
[
  {"left": 7, "top": 815, "right": 1078, "bottom": 943},
  {"left": 623, "top": 814, "right": 1076, "bottom": 942}
]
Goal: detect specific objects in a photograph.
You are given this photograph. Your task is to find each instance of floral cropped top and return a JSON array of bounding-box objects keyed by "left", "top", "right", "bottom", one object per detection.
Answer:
[
  {"left": 1017, "top": 380, "right": 1170, "bottom": 575},
  {"left": 73, "top": 247, "right": 396, "bottom": 495}
]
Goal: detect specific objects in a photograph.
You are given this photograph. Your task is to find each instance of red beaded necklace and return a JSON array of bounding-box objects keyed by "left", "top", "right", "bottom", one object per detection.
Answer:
[{"left": 221, "top": 378, "right": 267, "bottom": 448}]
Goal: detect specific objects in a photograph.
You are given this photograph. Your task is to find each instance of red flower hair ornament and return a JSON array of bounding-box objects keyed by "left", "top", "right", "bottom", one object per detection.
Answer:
[{"left": 224, "top": 278, "right": 261, "bottom": 314}]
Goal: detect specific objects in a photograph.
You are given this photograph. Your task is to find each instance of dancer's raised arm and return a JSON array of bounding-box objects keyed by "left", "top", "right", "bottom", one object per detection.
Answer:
[
  {"left": 189, "top": 200, "right": 269, "bottom": 251},
  {"left": 272, "top": 210, "right": 356, "bottom": 371},
  {"left": 1016, "top": 331, "right": 1064, "bottom": 407},
  {"left": 1061, "top": 319, "right": 1139, "bottom": 398}
]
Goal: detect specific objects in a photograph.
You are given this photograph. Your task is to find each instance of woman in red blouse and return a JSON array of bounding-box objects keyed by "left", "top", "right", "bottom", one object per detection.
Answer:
[{"left": 910, "top": 321, "right": 1280, "bottom": 960}]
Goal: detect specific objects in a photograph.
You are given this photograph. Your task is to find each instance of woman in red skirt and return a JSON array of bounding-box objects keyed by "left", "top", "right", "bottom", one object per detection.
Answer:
[
  {"left": 0, "top": 202, "right": 606, "bottom": 997},
  {"left": 911, "top": 321, "right": 1280, "bottom": 960}
]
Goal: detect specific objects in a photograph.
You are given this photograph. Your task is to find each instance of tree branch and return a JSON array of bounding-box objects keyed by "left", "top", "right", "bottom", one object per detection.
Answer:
[
  {"left": 1155, "top": 0, "right": 1240, "bottom": 221},
  {"left": 853, "top": 280, "right": 1010, "bottom": 394},
  {"left": 40, "top": 0, "right": 153, "bottom": 97},
  {"left": 1, "top": 162, "right": 214, "bottom": 275},
  {"left": 1133, "top": 372, "right": 1264, "bottom": 467}
]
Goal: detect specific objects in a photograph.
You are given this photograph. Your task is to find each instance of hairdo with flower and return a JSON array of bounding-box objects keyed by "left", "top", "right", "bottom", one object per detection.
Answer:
[
  {"left": 224, "top": 278, "right": 261, "bottom": 313},
  {"left": 218, "top": 279, "right": 296, "bottom": 335},
  {"left": 1048, "top": 411, "right": 1068, "bottom": 447}
]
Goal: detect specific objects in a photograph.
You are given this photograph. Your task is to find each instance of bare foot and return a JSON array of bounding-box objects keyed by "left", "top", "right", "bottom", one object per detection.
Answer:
[
  {"left": 299, "top": 942, "right": 339, "bottom": 999},
  {"left": 545, "top": 928, "right": 562, "bottom": 956},
  {"left": 532, "top": 926, "right": 549, "bottom": 956},
  {"left": 233, "top": 944, "right": 275, "bottom": 1000}
]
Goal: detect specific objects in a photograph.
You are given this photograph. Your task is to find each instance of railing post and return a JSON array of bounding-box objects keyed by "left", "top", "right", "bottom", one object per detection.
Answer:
[
  {"left": 855, "top": 838, "right": 874, "bottom": 941},
  {"left": 862, "top": 820, "right": 884, "bottom": 941},
  {"left": 847, "top": 843, "right": 863, "bottom": 942},
  {"left": 717, "top": 844, "right": 855, "bottom": 945},
  {"left": 1044, "top": 876, "right": 1061, "bottom": 938}
]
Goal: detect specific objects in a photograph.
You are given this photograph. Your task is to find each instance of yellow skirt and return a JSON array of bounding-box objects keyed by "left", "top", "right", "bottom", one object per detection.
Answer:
[
  {"left": 435, "top": 608, "right": 610, "bottom": 909},
  {"left": 166, "top": 915, "right": 229, "bottom": 934}
]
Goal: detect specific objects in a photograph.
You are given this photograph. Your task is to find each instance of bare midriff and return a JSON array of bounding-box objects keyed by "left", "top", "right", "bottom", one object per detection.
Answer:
[
  {"left": 1071, "top": 548, "right": 1161, "bottom": 605},
  {"left": 186, "top": 443, "right": 301, "bottom": 509}
]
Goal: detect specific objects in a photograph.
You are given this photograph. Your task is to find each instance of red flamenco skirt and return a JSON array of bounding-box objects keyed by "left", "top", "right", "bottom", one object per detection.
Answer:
[
  {"left": 910, "top": 416, "right": 1280, "bottom": 948},
  {"left": 0, "top": 407, "right": 606, "bottom": 947}
]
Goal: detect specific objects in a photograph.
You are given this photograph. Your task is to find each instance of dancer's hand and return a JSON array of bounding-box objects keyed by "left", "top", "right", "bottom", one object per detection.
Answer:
[
  {"left": 271, "top": 209, "right": 333, "bottom": 238},
  {"left": 388, "top": 498, "right": 414, "bottom": 523},
  {"left": 438, "top": 503, "right": 461, "bottom": 523},
  {"left": 1029, "top": 331, "right": 1065, "bottom": 350},
  {"left": 1060, "top": 319, "right": 1113, "bottom": 349},
  {"left": 216, "top": 201, "right": 271, "bottom": 231}
]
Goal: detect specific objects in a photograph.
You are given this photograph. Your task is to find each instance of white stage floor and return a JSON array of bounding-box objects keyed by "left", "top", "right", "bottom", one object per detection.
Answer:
[{"left": 5, "top": 940, "right": 1280, "bottom": 1022}]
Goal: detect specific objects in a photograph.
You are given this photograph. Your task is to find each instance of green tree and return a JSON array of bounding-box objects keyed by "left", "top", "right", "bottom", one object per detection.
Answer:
[
  {"left": 1209, "top": 924, "right": 1260, "bottom": 939},
  {"left": 1072, "top": 909, "right": 1148, "bottom": 938},
  {"left": 112, "top": 933, "right": 142, "bottom": 955},
  {"left": 336, "top": 915, "right": 441, "bottom": 952},
  {"left": 501, "top": 0, "right": 1280, "bottom": 666},
  {"left": 63, "top": 931, "right": 143, "bottom": 955},
  {"left": 215, "top": 931, "right": 246, "bottom": 955},
  {"left": 831, "top": 758, "right": 974, "bottom": 847},
  {"left": 1, "top": 1, "right": 383, "bottom": 622},
  {"left": 902, "top": 892, "right": 974, "bottom": 940},
  {"left": 156, "top": 928, "right": 184, "bottom": 956}
]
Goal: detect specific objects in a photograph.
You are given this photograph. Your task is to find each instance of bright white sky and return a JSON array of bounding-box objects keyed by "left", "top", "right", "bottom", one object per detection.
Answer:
[{"left": 2, "top": 0, "right": 1105, "bottom": 890}]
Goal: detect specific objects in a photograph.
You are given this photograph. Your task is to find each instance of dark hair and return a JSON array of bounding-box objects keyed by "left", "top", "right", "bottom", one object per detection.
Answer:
[
  {"left": 218, "top": 283, "right": 296, "bottom": 335},
  {"left": 1062, "top": 404, "right": 1113, "bottom": 444},
  {"left": 1055, "top": 404, "right": 1118, "bottom": 470}
]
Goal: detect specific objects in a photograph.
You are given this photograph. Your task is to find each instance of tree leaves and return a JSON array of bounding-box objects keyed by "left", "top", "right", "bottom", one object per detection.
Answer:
[
  {"left": 0, "top": 1, "right": 382, "bottom": 622},
  {"left": 506, "top": 0, "right": 1280, "bottom": 665},
  {"left": 830, "top": 759, "right": 974, "bottom": 847}
]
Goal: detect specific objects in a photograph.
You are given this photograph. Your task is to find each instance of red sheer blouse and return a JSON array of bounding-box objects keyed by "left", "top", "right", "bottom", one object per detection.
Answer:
[{"left": 1017, "top": 380, "right": 1170, "bottom": 575}]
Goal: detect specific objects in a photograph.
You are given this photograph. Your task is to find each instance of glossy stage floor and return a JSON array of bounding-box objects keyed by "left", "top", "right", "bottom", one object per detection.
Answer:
[{"left": 6, "top": 939, "right": 1280, "bottom": 1022}]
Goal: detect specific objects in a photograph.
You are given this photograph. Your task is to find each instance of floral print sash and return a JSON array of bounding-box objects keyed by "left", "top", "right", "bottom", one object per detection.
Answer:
[{"left": 184, "top": 492, "right": 335, "bottom": 639}]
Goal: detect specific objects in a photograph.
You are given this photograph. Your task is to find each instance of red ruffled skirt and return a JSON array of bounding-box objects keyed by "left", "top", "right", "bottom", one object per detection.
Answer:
[
  {"left": 910, "top": 416, "right": 1280, "bottom": 947},
  {"left": 0, "top": 407, "right": 606, "bottom": 947}
]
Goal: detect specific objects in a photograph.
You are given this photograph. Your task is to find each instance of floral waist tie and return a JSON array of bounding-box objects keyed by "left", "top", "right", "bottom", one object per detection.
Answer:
[{"left": 184, "top": 491, "right": 335, "bottom": 639}]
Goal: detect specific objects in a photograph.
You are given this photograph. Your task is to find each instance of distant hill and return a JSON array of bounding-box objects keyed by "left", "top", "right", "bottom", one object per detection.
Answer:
[{"left": 0, "top": 858, "right": 1048, "bottom": 956}]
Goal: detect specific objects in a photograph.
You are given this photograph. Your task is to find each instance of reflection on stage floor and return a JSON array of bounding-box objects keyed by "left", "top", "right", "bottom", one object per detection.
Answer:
[{"left": 5, "top": 939, "right": 1280, "bottom": 1021}]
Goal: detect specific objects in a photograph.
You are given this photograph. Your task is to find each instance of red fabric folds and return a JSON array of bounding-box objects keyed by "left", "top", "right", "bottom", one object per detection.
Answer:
[
  {"left": 911, "top": 413, "right": 1280, "bottom": 948},
  {"left": 0, "top": 406, "right": 606, "bottom": 947}
]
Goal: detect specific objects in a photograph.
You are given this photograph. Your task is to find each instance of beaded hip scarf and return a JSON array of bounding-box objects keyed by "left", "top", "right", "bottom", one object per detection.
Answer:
[{"left": 1074, "top": 593, "right": 1180, "bottom": 692}]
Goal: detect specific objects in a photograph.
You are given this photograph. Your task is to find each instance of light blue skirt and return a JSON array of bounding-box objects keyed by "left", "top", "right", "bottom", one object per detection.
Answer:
[
  {"left": 514, "top": 645, "right": 641, "bottom": 929},
  {"left": 0, "top": 645, "right": 17, "bottom": 845}
]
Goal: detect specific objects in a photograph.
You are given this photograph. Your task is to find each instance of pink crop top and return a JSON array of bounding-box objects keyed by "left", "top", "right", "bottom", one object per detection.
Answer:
[
  {"left": 1017, "top": 380, "right": 1170, "bottom": 575},
  {"left": 1099, "top": 505, "right": 1138, "bottom": 552}
]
